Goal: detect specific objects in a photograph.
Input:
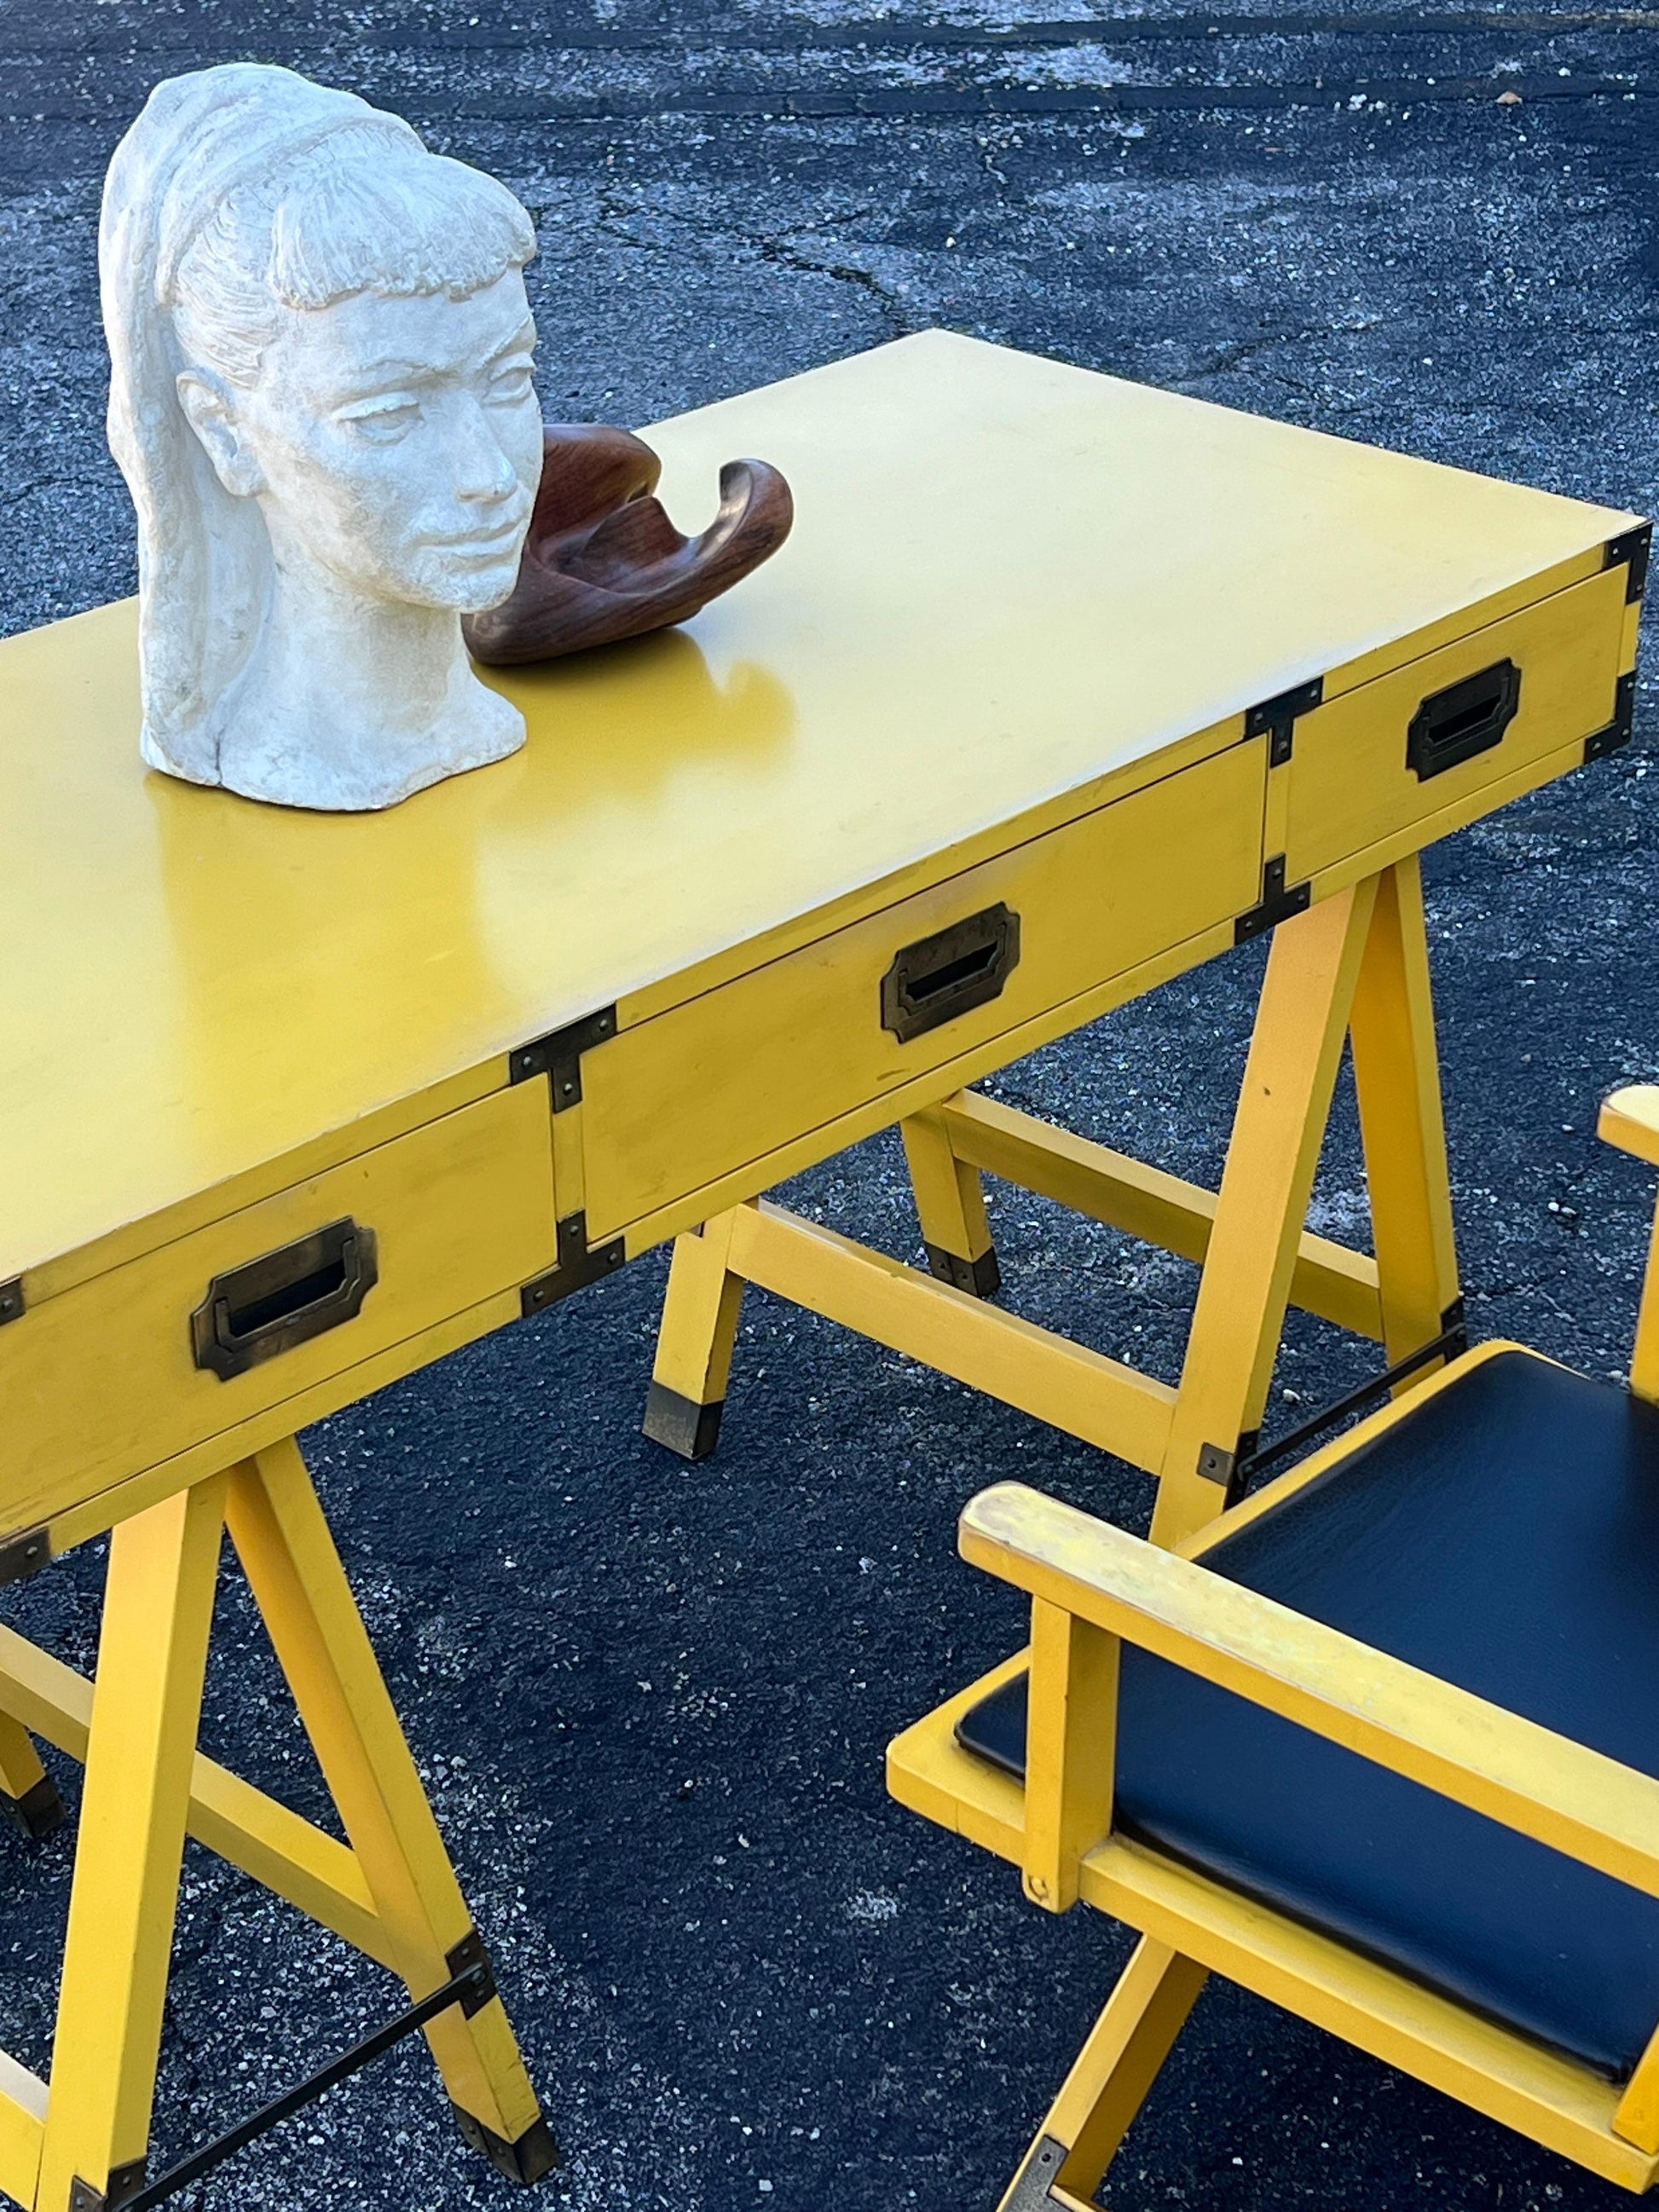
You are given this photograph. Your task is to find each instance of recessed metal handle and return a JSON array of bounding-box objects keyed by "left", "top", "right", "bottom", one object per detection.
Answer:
[
  {"left": 1407, "top": 658, "right": 1522, "bottom": 781},
  {"left": 881, "top": 902, "right": 1021, "bottom": 1043},
  {"left": 191, "top": 1217, "right": 379, "bottom": 1381}
]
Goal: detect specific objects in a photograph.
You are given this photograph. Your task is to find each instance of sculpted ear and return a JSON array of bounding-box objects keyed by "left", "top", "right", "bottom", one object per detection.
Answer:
[{"left": 175, "top": 370, "right": 264, "bottom": 497}]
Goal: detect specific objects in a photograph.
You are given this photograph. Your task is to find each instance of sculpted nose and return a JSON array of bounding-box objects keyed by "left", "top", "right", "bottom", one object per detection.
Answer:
[{"left": 454, "top": 399, "right": 519, "bottom": 503}]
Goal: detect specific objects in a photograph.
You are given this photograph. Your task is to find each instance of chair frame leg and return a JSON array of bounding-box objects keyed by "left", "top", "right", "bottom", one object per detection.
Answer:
[{"left": 997, "top": 1938, "right": 1207, "bottom": 2211}]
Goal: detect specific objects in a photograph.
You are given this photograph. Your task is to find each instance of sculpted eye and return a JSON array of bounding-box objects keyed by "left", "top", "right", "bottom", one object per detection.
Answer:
[{"left": 338, "top": 396, "right": 421, "bottom": 442}]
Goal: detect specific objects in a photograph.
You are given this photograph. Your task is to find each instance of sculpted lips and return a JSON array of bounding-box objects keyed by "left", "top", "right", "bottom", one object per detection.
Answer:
[{"left": 432, "top": 509, "right": 529, "bottom": 559}]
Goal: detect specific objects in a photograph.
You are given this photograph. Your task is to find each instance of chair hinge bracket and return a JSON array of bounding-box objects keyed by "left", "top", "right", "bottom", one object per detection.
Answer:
[
  {"left": 1001, "top": 2134, "right": 1073, "bottom": 2211},
  {"left": 509, "top": 1005, "right": 618, "bottom": 1112}
]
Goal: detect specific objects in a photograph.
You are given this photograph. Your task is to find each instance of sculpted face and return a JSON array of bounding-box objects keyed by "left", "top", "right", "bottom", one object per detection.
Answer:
[{"left": 190, "top": 269, "right": 542, "bottom": 613}]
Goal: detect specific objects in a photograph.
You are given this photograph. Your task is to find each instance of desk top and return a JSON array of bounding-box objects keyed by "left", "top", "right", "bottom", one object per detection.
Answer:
[{"left": 0, "top": 330, "right": 1635, "bottom": 1282}]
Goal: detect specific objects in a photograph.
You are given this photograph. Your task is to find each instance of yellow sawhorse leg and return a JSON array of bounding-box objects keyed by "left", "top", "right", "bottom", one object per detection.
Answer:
[
  {"left": 902, "top": 1106, "right": 1001, "bottom": 1298},
  {"left": 642, "top": 1212, "right": 748, "bottom": 1460},
  {"left": 642, "top": 858, "right": 1460, "bottom": 1547},
  {"left": 225, "top": 1440, "right": 545, "bottom": 2174},
  {"left": 35, "top": 1476, "right": 228, "bottom": 2212},
  {"left": 1350, "top": 852, "right": 1462, "bottom": 1369},
  {"left": 0, "top": 1712, "right": 63, "bottom": 1841},
  {"left": 2, "top": 1441, "right": 552, "bottom": 2212}
]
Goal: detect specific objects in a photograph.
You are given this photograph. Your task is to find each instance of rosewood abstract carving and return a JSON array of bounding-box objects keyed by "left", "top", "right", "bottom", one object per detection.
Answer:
[{"left": 462, "top": 423, "right": 793, "bottom": 666}]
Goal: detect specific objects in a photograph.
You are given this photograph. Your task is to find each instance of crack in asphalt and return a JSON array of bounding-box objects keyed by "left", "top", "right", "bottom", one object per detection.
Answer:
[
  {"left": 13, "top": 8, "right": 1659, "bottom": 47},
  {"left": 373, "top": 74, "right": 1657, "bottom": 116}
]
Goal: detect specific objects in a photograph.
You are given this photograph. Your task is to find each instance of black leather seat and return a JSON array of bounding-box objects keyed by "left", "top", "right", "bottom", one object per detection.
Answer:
[{"left": 958, "top": 1349, "right": 1659, "bottom": 2081}]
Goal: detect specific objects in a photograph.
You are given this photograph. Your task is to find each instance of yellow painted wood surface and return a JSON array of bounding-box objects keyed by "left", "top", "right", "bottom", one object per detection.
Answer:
[
  {"left": 36, "top": 1478, "right": 228, "bottom": 2210},
  {"left": 1286, "top": 565, "right": 1627, "bottom": 887},
  {"left": 1083, "top": 1836, "right": 1659, "bottom": 2193},
  {"left": 725, "top": 1200, "right": 1177, "bottom": 1472},
  {"left": 0, "top": 332, "right": 1636, "bottom": 1287},
  {"left": 1601, "top": 1088, "right": 1659, "bottom": 1407},
  {"left": 1348, "top": 853, "right": 1461, "bottom": 1366},
  {"left": 887, "top": 1659, "right": 1659, "bottom": 2192},
  {"left": 228, "top": 1442, "right": 543, "bottom": 2146},
  {"left": 581, "top": 736, "right": 1263, "bottom": 1242},
  {"left": 901, "top": 1106, "right": 996, "bottom": 1273},
  {"left": 2, "top": 1083, "right": 557, "bottom": 1538},
  {"left": 1151, "top": 881, "right": 1379, "bottom": 1545},
  {"left": 885, "top": 1649, "right": 1031, "bottom": 1862},
  {"left": 1603, "top": 1086, "right": 1659, "bottom": 1170},
  {"left": 1021, "top": 1597, "right": 1119, "bottom": 1913},
  {"left": 1015, "top": 1938, "right": 1206, "bottom": 2203},
  {"left": 0, "top": 1612, "right": 391, "bottom": 1968},
  {"left": 963, "top": 1481, "right": 1659, "bottom": 1901},
  {"left": 937, "top": 1089, "right": 1384, "bottom": 1340},
  {"left": 0, "top": 2055, "right": 44, "bottom": 2212}
]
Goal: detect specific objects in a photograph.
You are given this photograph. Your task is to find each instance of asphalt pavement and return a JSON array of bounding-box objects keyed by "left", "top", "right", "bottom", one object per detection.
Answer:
[{"left": 3, "top": 4, "right": 1659, "bottom": 2207}]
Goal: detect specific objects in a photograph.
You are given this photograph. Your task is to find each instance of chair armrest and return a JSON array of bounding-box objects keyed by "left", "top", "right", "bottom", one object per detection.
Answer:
[
  {"left": 1601, "top": 1085, "right": 1659, "bottom": 1168},
  {"left": 962, "top": 1480, "right": 1659, "bottom": 1901}
]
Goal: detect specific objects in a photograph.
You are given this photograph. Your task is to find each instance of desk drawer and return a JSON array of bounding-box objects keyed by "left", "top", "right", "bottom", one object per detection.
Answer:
[
  {"left": 1284, "top": 564, "right": 1628, "bottom": 887},
  {"left": 581, "top": 739, "right": 1264, "bottom": 1242},
  {"left": 2, "top": 1083, "right": 556, "bottom": 1528}
]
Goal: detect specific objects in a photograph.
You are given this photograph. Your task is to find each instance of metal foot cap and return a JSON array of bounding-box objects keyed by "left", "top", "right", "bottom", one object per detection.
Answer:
[
  {"left": 454, "top": 2106, "right": 558, "bottom": 2186},
  {"left": 3, "top": 1774, "right": 67, "bottom": 1839},
  {"left": 643, "top": 1381, "right": 725, "bottom": 1460},
  {"left": 924, "top": 1242, "right": 1002, "bottom": 1300}
]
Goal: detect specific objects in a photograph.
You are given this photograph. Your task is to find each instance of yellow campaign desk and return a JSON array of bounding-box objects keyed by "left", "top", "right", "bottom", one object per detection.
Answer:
[{"left": 0, "top": 329, "right": 1645, "bottom": 2211}]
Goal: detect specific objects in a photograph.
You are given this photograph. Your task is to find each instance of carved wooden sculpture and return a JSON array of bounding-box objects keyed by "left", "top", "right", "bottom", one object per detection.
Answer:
[{"left": 462, "top": 423, "right": 793, "bottom": 666}]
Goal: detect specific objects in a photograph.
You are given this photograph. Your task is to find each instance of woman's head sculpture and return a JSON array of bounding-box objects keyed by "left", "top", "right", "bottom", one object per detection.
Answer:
[{"left": 101, "top": 65, "right": 544, "bottom": 810}]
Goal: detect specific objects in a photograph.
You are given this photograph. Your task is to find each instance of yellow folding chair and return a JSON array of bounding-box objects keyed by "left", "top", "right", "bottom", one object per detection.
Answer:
[{"left": 889, "top": 1081, "right": 1659, "bottom": 2205}]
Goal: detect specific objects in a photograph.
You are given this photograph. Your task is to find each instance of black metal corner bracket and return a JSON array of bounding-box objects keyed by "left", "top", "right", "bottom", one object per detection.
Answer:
[
  {"left": 0, "top": 1527, "right": 50, "bottom": 1589},
  {"left": 0, "top": 1278, "right": 21, "bottom": 1326},
  {"left": 509, "top": 1005, "right": 618, "bottom": 1112},
  {"left": 1586, "top": 669, "right": 1639, "bottom": 764},
  {"left": 1605, "top": 523, "right": 1652, "bottom": 604},
  {"left": 1234, "top": 855, "right": 1312, "bottom": 944},
  {"left": 1245, "top": 676, "right": 1324, "bottom": 767},
  {"left": 88, "top": 1936, "right": 540, "bottom": 2212},
  {"left": 521, "top": 1211, "right": 627, "bottom": 1315}
]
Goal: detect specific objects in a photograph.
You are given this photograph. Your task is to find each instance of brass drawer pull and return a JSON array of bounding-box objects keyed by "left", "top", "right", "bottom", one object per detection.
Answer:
[
  {"left": 882, "top": 902, "right": 1021, "bottom": 1043},
  {"left": 192, "top": 1217, "right": 379, "bottom": 1381},
  {"left": 1407, "top": 658, "right": 1522, "bottom": 781}
]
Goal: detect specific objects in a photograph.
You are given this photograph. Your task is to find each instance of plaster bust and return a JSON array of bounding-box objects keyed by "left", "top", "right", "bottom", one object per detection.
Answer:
[{"left": 101, "top": 64, "right": 544, "bottom": 811}]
